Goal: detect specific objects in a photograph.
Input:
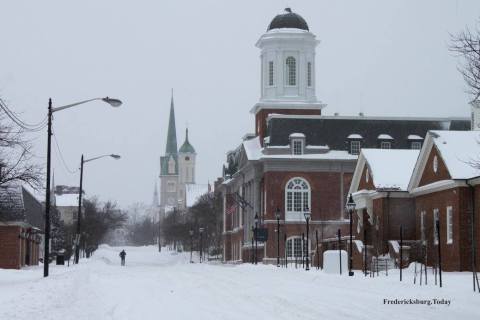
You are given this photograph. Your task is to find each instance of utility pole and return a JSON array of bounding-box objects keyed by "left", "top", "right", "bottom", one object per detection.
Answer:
[{"left": 44, "top": 99, "right": 52, "bottom": 277}]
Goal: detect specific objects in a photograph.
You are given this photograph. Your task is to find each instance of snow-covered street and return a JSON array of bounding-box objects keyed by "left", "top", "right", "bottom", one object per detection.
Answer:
[{"left": 0, "top": 245, "right": 478, "bottom": 320}]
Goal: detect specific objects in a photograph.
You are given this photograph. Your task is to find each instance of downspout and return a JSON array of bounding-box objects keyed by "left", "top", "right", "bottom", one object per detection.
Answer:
[{"left": 385, "top": 191, "right": 390, "bottom": 253}]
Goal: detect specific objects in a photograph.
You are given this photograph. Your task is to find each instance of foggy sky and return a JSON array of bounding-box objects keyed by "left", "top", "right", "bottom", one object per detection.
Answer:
[{"left": 1, "top": 0, "right": 479, "bottom": 208}]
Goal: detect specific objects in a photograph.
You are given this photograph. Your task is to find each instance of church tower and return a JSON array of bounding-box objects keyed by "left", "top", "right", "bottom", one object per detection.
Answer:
[
  {"left": 160, "top": 92, "right": 180, "bottom": 213},
  {"left": 178, "top": 128, "right": 197, "bottom": 206},
  {"left": 251, "top": 8, "right": 326, "bottom": 143}
]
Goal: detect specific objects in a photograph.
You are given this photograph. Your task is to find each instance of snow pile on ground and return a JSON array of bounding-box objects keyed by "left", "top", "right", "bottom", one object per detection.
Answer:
[{"left": 0, "top": 245, "right": 479, "bottom": 320}]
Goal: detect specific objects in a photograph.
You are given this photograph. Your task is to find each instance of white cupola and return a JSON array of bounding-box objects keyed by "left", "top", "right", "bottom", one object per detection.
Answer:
[{"left": 255, "top": 8, "right": 321, "bottom": 105}]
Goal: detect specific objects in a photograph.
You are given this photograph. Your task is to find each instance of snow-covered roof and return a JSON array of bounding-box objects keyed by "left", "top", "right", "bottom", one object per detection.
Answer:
[
  {"left": 243, "top": 136, "right": 263, "bottom": 160},
  {"left": 361, "top": 149, "right": 420, "bottom": 190},
  {"left": 186, "top": 184, "right": 210, "bottom": 207},
  {"left": 347, "top": 134, "right": 363, "bottom": 139},
  {"left": 55, "top": 193, "right": 79, "bottom": 207},
  {"left": 305, "top": 145, "right": 329, "bottom": 150},
  {"left": 289, "top": 133, "right": 305, "bottom": 138},
  {"left": 377, "top": 134, "right": 393, "bottom": 140},
  {"left": 407, "top": 134, "right": 423, "bottom": 140},
  {"left": 429, "top": 130, "right": 480, "bottom": 179}
]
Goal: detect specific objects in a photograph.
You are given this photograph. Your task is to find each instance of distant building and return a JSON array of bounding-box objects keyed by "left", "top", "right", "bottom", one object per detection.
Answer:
[
  {"left": 53, "top": 185, "right": 84, "bottom": 225},
  {"left": 159, "top": 92, "right": 197, "bottom": 216},
  {"left": 0, "top": 184, "right": 44, "bottom": 269}
]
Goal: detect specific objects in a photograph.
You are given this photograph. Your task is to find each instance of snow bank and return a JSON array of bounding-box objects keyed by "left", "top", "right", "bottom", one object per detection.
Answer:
[{"left": 323, "top": 250, "right": 348, "bottom": 274}]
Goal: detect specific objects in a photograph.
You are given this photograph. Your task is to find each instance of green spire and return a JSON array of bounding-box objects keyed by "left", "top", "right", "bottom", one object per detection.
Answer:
[
  {"left": 165, "top": 90, "right": 178, "bottom": 155},
  {"left": 179, "top": 127, "right": 196, "bottom": 153}
]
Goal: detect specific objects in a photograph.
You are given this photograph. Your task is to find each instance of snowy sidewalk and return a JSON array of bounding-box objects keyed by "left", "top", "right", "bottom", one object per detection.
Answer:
[{"left": 0, "top": 245, "right": 478, "bottom": 320}]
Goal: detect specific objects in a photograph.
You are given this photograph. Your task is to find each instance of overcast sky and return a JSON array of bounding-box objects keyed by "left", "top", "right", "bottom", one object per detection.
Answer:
[{"left": 1, "top": 0, "right": 479, "bottom": 208}]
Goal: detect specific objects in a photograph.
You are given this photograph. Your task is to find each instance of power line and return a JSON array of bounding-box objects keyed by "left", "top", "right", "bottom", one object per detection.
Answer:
[
  {"left": 0, "top": 98, "right": 47, "bottom": 131},
  {"left": 52, "top": 129, "right": 78, "bottom": 175}
]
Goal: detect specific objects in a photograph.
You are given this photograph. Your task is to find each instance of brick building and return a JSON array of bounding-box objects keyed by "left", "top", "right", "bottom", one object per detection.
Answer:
[
  {"left": 218, "top": 8, "right": 470, "bottom": 265},
  {"left": 348, "top": 149, "right": 420, "bottom": 269},
  {"left": 0, "top": 184, "right": 44, "bottom": 269},
  {"left": 408, "top": 130, "right": 480, "bottom": 271}
]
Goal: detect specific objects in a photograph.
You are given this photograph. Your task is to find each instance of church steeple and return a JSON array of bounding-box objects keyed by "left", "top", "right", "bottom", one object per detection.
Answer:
[
  {"left": 179, "top": 127, "right": 196, "bottom": 154},
  {"left": 165, "top": 89, "right": 178, "bottom": 155}
]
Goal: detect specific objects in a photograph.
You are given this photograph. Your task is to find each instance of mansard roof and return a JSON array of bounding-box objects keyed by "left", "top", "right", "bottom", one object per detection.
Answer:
[{"left": 266, "top": 115, "right": 470, "bottom": 150}]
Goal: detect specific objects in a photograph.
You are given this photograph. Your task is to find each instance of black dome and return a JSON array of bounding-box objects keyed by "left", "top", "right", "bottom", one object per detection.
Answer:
[{"left": 267, "top": 8, "right": 309, "bottom": 31}]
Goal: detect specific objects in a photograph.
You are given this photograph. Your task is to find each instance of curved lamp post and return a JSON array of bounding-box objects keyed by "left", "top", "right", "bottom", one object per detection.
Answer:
[
  {"left": 74, "top": 154, "right": 121, "bottom": 264},
  {"left": 304, "top": 209, "right": 311, "bottom": 271},
  {"left": 346, "top": 194, "right": 356, "bottom": 276},
  {"left": 44, "top": 97, "right": 122, "bottom": 277}
]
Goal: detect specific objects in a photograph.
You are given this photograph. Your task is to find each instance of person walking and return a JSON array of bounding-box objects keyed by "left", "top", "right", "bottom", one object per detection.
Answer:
[{"left": 119, "top": 250, "right": 126, "bottom": 266}]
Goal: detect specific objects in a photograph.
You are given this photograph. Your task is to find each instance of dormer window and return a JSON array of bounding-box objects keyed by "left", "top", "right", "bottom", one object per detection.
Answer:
[
  {"left": 377, "top": 134, "right": 393, "bottom": 149},
  {"left": 351, "top": 141, "right": 361, "bottom": 155},
  {"left": 289, "top": 133, "right": 305, "bottom": 155},
  {"left": 408, "top": 135, "right": 423, "bottom": 150},
  {"left": 347, "top": 134, "right": 363, "bottom": 155},
  {"left": 380, "top": 141, "right": 391, "bottom": 149}
]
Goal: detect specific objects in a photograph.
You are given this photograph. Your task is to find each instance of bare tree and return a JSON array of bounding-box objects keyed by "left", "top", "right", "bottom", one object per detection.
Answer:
[
  {"left": 0, "top": 111, "right": 42, "bottom": 188},
  {"left": 450, "top": 22, "right": 480, "bottom": 102}
]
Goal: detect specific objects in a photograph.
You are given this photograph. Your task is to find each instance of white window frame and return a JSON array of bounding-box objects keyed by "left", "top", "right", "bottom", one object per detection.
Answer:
[
  {"left": 380, "top": 141, "right": 391, "bottom": 149},
  {"left": 286, "top": 56, "right": 296, "bottom": 86},
  {"left": 433, "top": 208, "right": 439, "bottom": 245},
  {"left": 286, "top": 236, "right": 303, "bottom": 259},
  {"left": 268, "top": 61, "right": 274, "bottom": 86},
  {"left": 411, "top": 141, "right": 422, "bottom": 150},
  {"left": 285, "top": 177, "right": 311, "bottom": 221},
  {"left": 292, "top": 139, "right": 303, "bottom": 155},
  {"left": 350, "top": 140, "right": 361, "bottom": 155},
  {"left": 446, "top": 206, "right": 453, "bottom": 244}
]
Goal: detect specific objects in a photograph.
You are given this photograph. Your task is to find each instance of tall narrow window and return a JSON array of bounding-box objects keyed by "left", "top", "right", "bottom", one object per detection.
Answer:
[
  {"left": 420, "top": 211, "right": 426, "bottom": 242},
  {"left": 268, "top": 61, "right": 274, "bottom": 86},
  {"left": 433, "top": 209, "right": 439, "bottom": 245},
  {"left": 446, "top": 206, "right": 453, "bottom": 244},
  {"left": 286, "top": 56, "right": 296, "bottom": 86},
  {"left": 307, "top": 62, "right": 312, "bottom": 87}
]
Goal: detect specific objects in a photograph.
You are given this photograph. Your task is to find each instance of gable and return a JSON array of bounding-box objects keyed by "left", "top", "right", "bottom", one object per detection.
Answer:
[{"left": 418, "top": 145, "right": 451, "bottom": 187}]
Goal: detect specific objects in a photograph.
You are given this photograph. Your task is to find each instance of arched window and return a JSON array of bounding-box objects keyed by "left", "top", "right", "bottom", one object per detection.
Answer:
[
  {"left": 286, "top": 57, "right": 296, "bottom": 86},
  {"left": 285, "top": 178, "right": 310, "bottom": 218}
]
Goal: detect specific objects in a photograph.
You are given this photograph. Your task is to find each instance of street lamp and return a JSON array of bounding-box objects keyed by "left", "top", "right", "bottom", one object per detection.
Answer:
[
  {"left": 189, "top": 229, "right": 194, "bottom": 263},
  {"left": 304, "top": 209, "right": 311, "bottom": 271},
  {"left": 74, "top": 154, "right": 121, "bottom": 264},
  {"left": 44, "top": 97, "right": 122, "bottom": 277},
  {"left": 275, "top": 208, "right": 281, "bottom": 267},
  {"left": 346, "top": 194, "right": 356, "bottom": 276},
  {"left": 254, "top": 213, "right": 259, "bottom": 265},
  {"left": 199, "top": 227, "right": 204, "bottom": 263}
]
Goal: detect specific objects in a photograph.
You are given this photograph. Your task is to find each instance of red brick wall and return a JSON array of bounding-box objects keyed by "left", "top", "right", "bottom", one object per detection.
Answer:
[
  {"left": 415, "top": 187, "right": 472, "bottom": 271},
  {"left": 255, "top": 109, "right": 321, "bottom": 144},
  {"left": 264, "top": 171, "right": 349, "bottom": 221},
  {"left": 0, "top": 226, "right": 21, "bottom": 269},
  {"left": 357, "top": 165, "right": 375, "bottom": 191},
  {"left": 419, "top": 146, "right": 451, "bottom": 187}
]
